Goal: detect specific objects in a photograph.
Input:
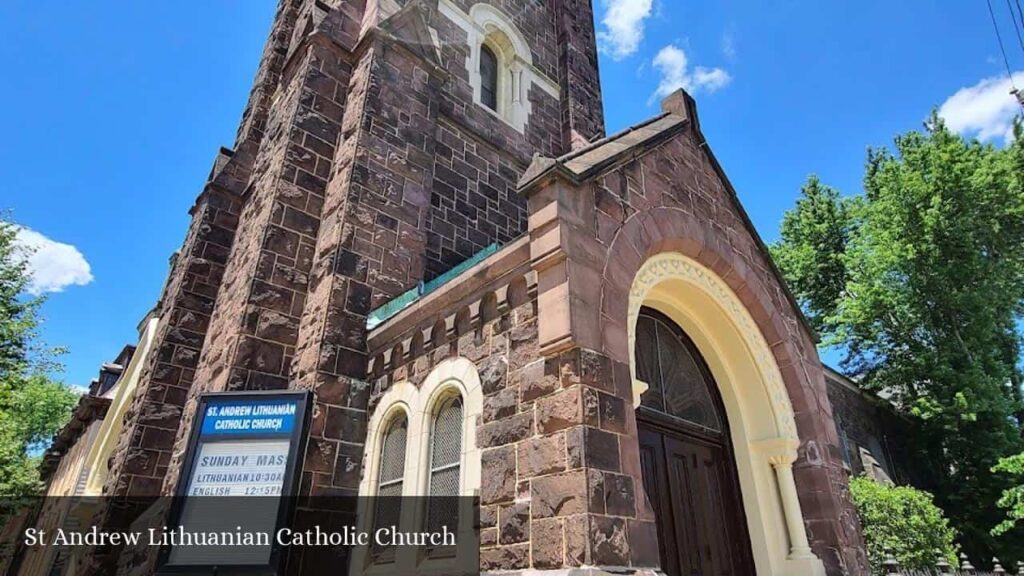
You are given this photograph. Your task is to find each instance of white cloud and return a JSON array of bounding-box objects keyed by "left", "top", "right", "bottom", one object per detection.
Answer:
[
  {"left": 651, "top": 44, "right": 732, "bottom": 102},
  {"left": 14, "top": 227, "right": 93, "bottom": 295},
  {"left": 721, "top": 31, "right": 736, "bottom": 60},
  {"left": 597, "top": 0, "right": 654, "bottom": 60},
  {"left": 938, "top": 72, "right": 1024, "bottom": 144}
]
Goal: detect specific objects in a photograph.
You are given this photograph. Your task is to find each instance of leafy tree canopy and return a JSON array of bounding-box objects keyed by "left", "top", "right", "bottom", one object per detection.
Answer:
[
  {"left": 771, "top": 116, "right": 1024, "bottom": 561},
  {"left": 0, "top": 214, "right": 77, "bottom": 511}
]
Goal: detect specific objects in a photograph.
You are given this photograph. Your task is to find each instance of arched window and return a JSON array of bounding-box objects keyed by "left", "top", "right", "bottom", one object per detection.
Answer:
[
  {"left": 479, "top": 44, "right": 499, "bottom": 112},
  {"left": 426, "top": 396, "right": 463, "bottom": 534},
  {"left": 373, "top": 415, "right": 408, "bottom": 559},
  {"left": 635, "top": 308, "right": 723, "bottom": 432}
]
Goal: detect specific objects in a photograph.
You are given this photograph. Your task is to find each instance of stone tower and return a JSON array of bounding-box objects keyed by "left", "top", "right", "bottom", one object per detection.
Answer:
[
  {"left": 83, "top": 2, "right": 870, "bottom": 576},
  {"left": 89, "top": 0, "right": 605, "bottom": 555}
]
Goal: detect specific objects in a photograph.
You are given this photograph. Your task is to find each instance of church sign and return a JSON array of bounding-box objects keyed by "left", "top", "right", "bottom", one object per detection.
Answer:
[{"left": 158, "top": 390, "right": 311, "bottom": 574}]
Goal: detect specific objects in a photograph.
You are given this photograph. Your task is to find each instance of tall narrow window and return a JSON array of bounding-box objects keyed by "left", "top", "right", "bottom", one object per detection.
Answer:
[
  {"left": 479, "top": 45, "right": 499, "bottom": 111},
  {"left": 426, "top": 396, "right": 463, "bottom": 535},
  {"left": 373, "top": 415, "right": 408, "bottom": 560}
]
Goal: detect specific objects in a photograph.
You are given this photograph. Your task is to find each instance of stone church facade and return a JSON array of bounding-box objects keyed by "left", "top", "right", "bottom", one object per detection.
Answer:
[{"left": 84, "top": 0, "right": 869, "bottom": 574}]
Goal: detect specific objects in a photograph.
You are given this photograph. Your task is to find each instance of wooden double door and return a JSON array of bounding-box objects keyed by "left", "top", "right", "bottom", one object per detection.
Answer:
[
  {"left": 638, "top": 417, "right": 754, "bottom": 576},
  {"left": 634, "top": 307, "right": 754, "bottom": 576}
]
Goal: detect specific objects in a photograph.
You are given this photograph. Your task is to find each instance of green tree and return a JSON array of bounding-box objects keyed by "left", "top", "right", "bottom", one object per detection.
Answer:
[
  {"left": 772, "top": 116, "right": 1024, "bottom": 561},
  {"left": 849, "top": 476, "right": 958, "bottom": 574},
  {"left": 992, "top": 452, "right": 1024, "bottom": 536},
  {"left": 771, "top": 175, "right": 858, "bottom": 333},
  {"left": 0, "top": 214, "right": 77, "bottom": 512}
]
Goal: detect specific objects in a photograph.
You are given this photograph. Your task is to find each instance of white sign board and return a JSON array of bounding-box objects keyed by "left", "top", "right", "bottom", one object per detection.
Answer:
[{"left": 185, "top": 439, "right": 290, "bottom": 497}]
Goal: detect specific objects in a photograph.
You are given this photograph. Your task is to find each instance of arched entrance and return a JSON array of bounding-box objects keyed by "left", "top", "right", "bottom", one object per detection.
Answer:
[
  {"left": 623, "top": 252, "right": 826, "bottom": 576},
  {"left": 635, "top": 307, "right": 755, "bottom": 575}
]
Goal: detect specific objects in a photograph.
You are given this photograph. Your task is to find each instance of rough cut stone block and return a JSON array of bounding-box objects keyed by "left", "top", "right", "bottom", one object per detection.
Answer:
[
  {"left": 531, "top": 518, "right": 564, "bottom": 568},
  {"left": 517, "top": 433, "right": 567, "bottom": 478},
  {"left": 481, "top": 446, "right": 516, "bottom": 504},
  {"left": 480, "top": 543, "right": 529, "bottom": 571},
  {"left": 498, "top": 501, "right": 530, "bottom": 544},
  {"left": 531, "top": 469, "right": 588, "bottom": 518},
  {"left": 478, "top": 354, "right": 508, "bottom": 394},
  {"left": 537, "top": 386, "right": 583, "bottom": 433},
  {"left": 590, "top": 515, "right": 629, "bottom": 566},
  {"left": 477, "top": 411, "right": 534, "bottom": 448}
]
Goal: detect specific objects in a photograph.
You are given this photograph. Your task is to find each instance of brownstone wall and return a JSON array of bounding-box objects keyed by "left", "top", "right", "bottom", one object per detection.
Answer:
[
  {"left": 826, "top": 374, "right": 923, "bottom": 486},
  {"left": 93, "top": 1, "right": 607, "bottom": 573},
  {"left": 360, "top": 237, "right": 657, "bottom": 573},
  {"left": 519, "top": 91, "right": 869, "bottom": 575}
]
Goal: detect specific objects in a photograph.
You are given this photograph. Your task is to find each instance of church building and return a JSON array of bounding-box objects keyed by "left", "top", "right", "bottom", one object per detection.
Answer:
[{"left": 77, "top": 0, "right": 870, "bottom": 574}]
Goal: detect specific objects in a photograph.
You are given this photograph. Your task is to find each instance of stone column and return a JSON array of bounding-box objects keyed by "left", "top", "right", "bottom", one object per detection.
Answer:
[{"left": 759, "top": 438, "right": 816, "bottom": 561}]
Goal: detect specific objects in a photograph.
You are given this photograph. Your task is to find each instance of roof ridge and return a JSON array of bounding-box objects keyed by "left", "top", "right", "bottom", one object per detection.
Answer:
[{"left": 556, "top": 112, "right": 673, "bottom": 163}]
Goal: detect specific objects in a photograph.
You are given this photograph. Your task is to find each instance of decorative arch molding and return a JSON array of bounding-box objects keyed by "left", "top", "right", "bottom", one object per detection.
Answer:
[
  {"left": 599, "top": 207, "right": 815, "bottom": 435},
  {"left": 623, "top": 250, "right": 824, "bottom": 576},
  {"left": 627, "top": 252, "right": 798, "bottom": 440},
  {"left": 438, "top": 0, "right": 560, "bottom": 132},
  {"left": 358, "top": 356, "right": 483, "bottom": 499}
]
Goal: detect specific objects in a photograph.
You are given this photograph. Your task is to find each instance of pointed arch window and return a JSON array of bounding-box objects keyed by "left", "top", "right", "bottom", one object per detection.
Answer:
[
  {"left": 479, "top": 44, "right": 499, "bottom": 112},
  {"left": 635, "top": 308, "right": 724, "bottom": 433}
]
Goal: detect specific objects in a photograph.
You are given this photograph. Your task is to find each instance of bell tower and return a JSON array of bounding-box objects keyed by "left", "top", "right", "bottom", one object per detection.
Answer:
[{"left": 86, "top": 6, "right": 607, "bottom": 574}]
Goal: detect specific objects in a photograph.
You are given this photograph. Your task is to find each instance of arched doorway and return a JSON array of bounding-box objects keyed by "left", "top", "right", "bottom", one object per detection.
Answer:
[{"left": 635, "top": 306, "right": 755, "bottom": 576}]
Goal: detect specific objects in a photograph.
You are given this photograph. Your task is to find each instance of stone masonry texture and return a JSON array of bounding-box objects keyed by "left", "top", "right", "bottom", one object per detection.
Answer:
[
  {"left": 79, "top": 1, "right": 876, "bottom": 576},
  {"left": 86, "top": 0, "right": 606, "bottom": 574}
]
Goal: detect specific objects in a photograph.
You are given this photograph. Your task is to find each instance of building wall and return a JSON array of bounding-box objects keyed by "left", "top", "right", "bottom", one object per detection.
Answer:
[
  {"left": 17, "top": 421, "right": 103, "bottom": 576},
  {"left": 85, "top": 2, "right": 604, "bottom": 574},
  {"left": 72, "top": 3, "right": 889, "bottom": 576},
  {"left": 825, "top": 372, "right": 921, "bottom": 486},
  {"left": 512, "top": 91, "right": 868, "bottom": 575}
]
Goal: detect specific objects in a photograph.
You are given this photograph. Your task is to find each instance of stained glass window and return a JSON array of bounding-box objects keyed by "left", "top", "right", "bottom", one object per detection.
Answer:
[{"left": 635, "top": 309, "right": 723, "bottom": 432}]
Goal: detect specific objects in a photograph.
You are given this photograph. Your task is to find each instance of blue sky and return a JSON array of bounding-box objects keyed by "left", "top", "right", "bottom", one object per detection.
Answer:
[{"left": 2, "top": 0, "right": 1022, "bottom": 388}]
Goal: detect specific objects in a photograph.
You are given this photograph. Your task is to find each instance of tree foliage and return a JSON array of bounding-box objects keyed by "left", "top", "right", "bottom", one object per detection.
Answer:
[
  {"left": 0, "top": 214, "right": 77, "bottom": 509},
  {"left": 771, "top": 116, "right": 1024, "bottom": 560},
  {"left": 849, "top": 476, "right": 957, "bottom": 575},
  {"left": 992, "top": 452, "right": 1024, "bottom": 536}
]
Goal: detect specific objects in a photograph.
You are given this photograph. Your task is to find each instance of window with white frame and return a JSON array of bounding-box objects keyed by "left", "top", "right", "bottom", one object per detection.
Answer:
[
  {"left": 479, "top": 45, "right": 499, "bottom": 112},
  {"left": 372, "top": 414, "right": 407, "bottom": 560},
  {"left": 438, "top": 1, "right": 560, "bottom": 133},
  {"left": 354, "top": 359, "right": 483, "bottom": 574}
]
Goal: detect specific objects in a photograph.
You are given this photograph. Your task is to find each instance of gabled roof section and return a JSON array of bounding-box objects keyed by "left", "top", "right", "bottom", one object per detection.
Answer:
[
  {"left": 518, "top": 89, "right": 820, "bottom": 343},
  {"left": 519, "top": 113, "right": 687, "bottom": 191}
]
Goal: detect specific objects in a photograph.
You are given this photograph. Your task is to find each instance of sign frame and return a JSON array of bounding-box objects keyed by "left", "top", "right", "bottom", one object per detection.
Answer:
[{"left": 156, "top": 389, "right": 312, "bottom": 576}]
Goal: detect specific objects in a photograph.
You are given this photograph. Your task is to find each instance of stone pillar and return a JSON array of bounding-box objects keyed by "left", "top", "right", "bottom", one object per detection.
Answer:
[
  {"left": 289, "top": 22, "right": 444, "bottom": 497},
  {"left": 161, "top": 11, "right": 361, "bottom": 496},
  {"left": 761, "top": 439, "right": 816, "bottom": 561},
  {"left": 81, "top": 163, "right": 246, "bottom": 576},
  {"left": 514, "top": 171, "right": 658, "bottom": 572}
]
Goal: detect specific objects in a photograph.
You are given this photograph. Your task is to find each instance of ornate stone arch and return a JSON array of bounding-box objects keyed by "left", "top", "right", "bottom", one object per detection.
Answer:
[
  {"left": 600, "top": 207, "right": 828, "bottom": 576},
  {"left": 412, "top": 357, "right": 483, "bottom": 498}
]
